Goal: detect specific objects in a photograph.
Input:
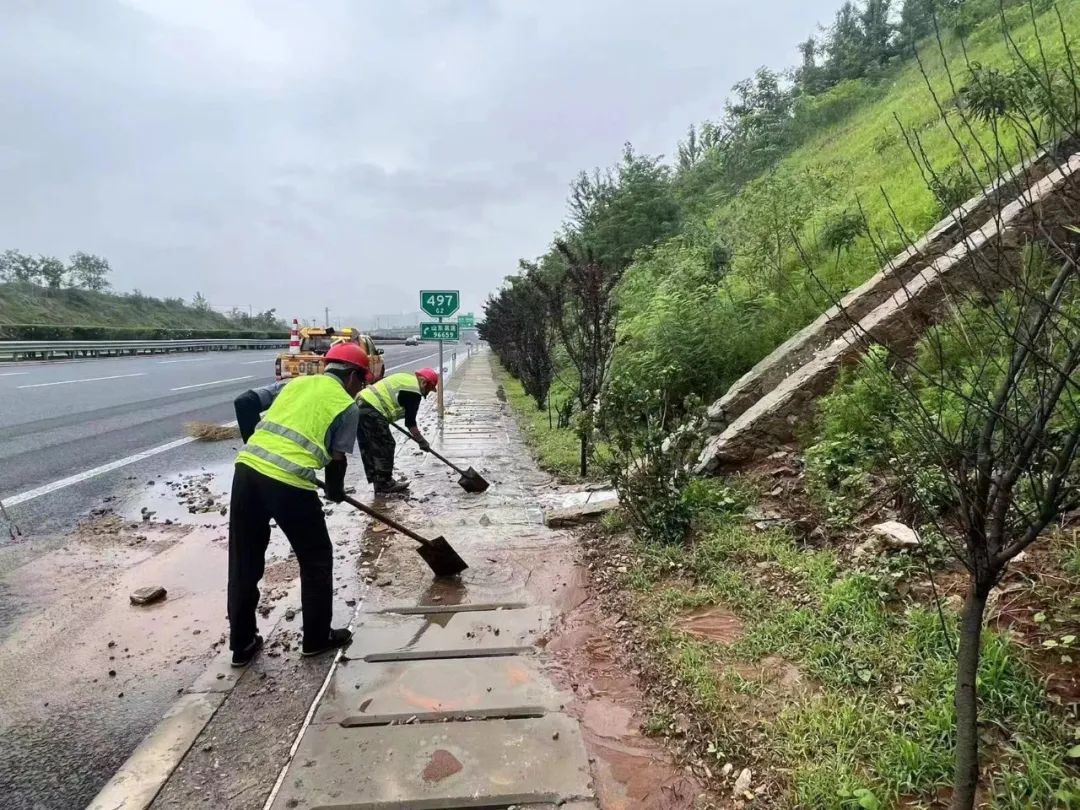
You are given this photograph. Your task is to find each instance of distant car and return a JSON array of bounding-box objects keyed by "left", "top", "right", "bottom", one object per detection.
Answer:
[{"left": 405, "top": 335, "right": 420, "bottom": 346}]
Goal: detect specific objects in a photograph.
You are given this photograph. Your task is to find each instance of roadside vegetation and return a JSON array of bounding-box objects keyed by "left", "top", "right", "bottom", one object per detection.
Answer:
[
  {"left": 489, "top": 1, "right": 1080, "bottom": 807},
  {"left": 0, "top": 249, "right": 286, "bottom": 336}
]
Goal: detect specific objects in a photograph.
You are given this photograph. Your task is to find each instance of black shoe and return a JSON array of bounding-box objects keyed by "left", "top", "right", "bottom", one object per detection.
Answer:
[
  {"left": 301, "top": 627, "right": 353, "bottom": 657},
  {"left": 231, "top": 634, "right": 264, "bottom": 667},
  {"left": 373, "top": 479, "right": 409, "bottom": 495}
]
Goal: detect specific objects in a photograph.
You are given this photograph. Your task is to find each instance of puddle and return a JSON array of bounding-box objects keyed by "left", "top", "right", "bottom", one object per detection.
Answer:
[
  {"left": 117, "top": 463, "right": 234, "bottom": 530},
  {"left": 674, "top": 605, "right": 744, "bottom": 645}
]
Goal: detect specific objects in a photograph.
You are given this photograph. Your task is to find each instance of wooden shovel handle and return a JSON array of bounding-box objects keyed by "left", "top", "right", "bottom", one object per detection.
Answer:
[
  {"left": 389, "top": 421, "right": 470, "bottom": 477},
  {"left": 316, "top": 479, "right": 433, "bottom": 548}
]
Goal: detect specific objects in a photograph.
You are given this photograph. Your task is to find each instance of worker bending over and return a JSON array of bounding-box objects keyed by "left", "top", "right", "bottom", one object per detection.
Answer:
[
  {"left": 355, "top": 367, "right": 439, "bottom": 494},
  {"left": 227, "top": 343, "right": 371, "bottom": 667}
]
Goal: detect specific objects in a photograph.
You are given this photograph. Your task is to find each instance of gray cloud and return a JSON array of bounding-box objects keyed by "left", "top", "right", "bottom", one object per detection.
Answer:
[{"left": 0, "top": 0, "right": 837, "bottom": 322}]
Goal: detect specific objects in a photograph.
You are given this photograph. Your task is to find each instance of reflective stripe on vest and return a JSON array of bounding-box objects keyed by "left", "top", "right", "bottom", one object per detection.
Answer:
[
  {"left": 358, "top": 372, "right": 421, "bottom": 422},
  {"left": 239, "top": 444, "right": 318, "bottom": 484},
  {"left": 236, "top": 374, "right": 354, "bottom": 490},
  {"left": 253, "top": 419, "right": 331, "bottom": 466}
]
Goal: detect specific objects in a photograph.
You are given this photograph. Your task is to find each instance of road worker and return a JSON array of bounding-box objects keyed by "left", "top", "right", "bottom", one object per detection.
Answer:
[
  {"left": 227, "top": 342, "right": 371, "bottom": 666},
  {"left": 354, "top": 367, "right": 439, "bottom": 494}
]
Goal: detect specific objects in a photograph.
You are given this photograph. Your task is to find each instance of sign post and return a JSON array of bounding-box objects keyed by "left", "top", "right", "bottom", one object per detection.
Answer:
[{"left": 420, "top": 291, "right": 460, "bottom": 421}]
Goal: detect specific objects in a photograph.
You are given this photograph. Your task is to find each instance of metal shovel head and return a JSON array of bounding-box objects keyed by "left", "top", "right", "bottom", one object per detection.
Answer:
[
  {"left": 457, "top": 467, "right": 489, "bottom": 493},
  {"left": 417, "top": 535, "right": 469, "bottom": 578}
]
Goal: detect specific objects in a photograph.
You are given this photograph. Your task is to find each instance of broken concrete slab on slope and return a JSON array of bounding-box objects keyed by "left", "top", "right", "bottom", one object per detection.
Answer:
[
  {"left": 544, "top": 488, "right": 619, "bottom": 527},
  {"left": 697, "top": 149, "right": 1080, "bottom": 473},
  {"left": 707, "top": 141, "right": 1079, "bottom": 431}
]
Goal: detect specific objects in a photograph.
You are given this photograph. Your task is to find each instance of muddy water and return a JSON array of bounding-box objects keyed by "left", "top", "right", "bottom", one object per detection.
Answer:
[
  {"left": 0, "top": 459, "right": 374, "bottom": 810},
  {"left": 545, "top": 580, "right": 705, "bottom": 810}
]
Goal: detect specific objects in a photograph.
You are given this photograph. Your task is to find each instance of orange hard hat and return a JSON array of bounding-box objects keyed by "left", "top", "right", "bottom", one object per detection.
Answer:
[
  {"left": 324, "top": 342, "right": 369, "bottom": 371},
  {"left": 416, "top": 367, "right": 439, "bottom": 388}
]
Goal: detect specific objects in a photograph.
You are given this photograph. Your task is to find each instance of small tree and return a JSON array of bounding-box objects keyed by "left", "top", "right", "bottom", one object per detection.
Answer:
[
  {"left": 540, "top": 239, "right": 621, "bottom": 477},
  {"left": 192, "top": 291, "right": 211, "bottom": 312},
  {"left": 1, "top": 249, "right": 40, "bottom": 283},
  {"left": 37, "top": 255, "right": 66, "bottom": 290},
  {"left": 68, "top": 252, "right": 111, "bottom": 291}
]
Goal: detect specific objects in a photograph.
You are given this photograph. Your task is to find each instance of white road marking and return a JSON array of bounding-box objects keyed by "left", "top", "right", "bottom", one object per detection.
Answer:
[
  {"left": 2, "top": 420, "right": 240, "bottom": 507},
  {"left": 2, "top": 347, "right": 454, "bottom": 509},
  {"left": 241, "top": 358, "right": 271, "bottom": 364},
  {"left": 171, "top": 375, "right": 254, "bottom": 391},
  {"left": 383, "top": 352, "right": 440, "bottom": 372},
  {"left": 17, "top": 372, "right": 146, "bottom": 389},
  {"left": 158, "top": 357, "right": 207, "bottom": 364},
  {"left": 0, "top": 371, "right": 29, "bottom": 377}
]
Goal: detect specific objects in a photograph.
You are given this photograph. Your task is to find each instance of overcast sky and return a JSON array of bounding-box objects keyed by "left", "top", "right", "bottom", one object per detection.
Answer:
[{"left": 1, "top": 0, "right": 837, "bottom": 324}]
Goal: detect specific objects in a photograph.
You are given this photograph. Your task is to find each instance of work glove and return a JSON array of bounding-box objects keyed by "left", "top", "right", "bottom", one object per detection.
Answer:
[
  {"left": 324, "top": 459, "right": 347, "bottom": 503},
  {"left": 416, "top": 438, "right": 432, "bottom": 453}
]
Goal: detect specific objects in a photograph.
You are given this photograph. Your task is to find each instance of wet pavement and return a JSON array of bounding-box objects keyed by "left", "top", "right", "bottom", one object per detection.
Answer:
[
  {"left": 50, "top": 347, "right": 701, "bottom": 810},
  {"left": 264, "top": 350, "right": 599, "bottom": 809},
  {"left": 0, "top": 397, "right": 440, "bottom": 809}
]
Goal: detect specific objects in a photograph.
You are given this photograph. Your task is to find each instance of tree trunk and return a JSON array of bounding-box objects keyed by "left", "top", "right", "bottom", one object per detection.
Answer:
[
  {"left": 951, "top": 580, "right": 991, "bottom": 810},
  {"left": 579, "top": 433, "right": 588, "bottom": 478}
]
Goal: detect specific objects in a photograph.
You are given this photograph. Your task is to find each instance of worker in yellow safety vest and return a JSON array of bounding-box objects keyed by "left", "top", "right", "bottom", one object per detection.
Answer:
[
  {"left": 227, "top": 342, "right": 370, "bottom": 667},
  {"left": 354, "top": 367, "right": 439, "bottom": 494}
]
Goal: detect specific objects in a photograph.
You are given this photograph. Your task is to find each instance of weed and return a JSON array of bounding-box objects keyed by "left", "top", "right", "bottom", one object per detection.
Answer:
[{"left": 623, "top": 514, "right": 1079, "bottom": 807}]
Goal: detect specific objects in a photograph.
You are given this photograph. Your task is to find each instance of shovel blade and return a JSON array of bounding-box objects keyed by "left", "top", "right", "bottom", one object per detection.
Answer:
[
  {"left": 416, "top": 535, "right": 469, "bottom": 578},
  {"left": 457, "top": 467, "right": 490, "bottom": 493}
]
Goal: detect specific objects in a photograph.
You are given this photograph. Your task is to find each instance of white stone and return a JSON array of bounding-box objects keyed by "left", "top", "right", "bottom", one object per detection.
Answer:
[
  {"left": 870, "top": 521, "right": 921, "bottom": 550},
  {"left": 733, "top": 767, "right": 752, "bottom": 797}
]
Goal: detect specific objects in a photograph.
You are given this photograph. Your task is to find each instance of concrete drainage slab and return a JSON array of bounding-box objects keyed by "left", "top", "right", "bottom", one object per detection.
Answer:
[
  {"left": 349, "top": 606, "right": 551, "bottom": 662},
  {"left": 315, "top": 656, "right": 565, "bottom": 726},
  {"left": 268, "top": 714, "right": 592, "bottom": 810}
]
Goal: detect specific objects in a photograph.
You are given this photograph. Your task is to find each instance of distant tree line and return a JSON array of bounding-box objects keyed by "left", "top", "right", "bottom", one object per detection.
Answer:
[
  {"left": 0, "top": 249, "right": 112, "bottom": 291},
  {"left": 1, "top": 248, "right": 285, "bottom": 331}
]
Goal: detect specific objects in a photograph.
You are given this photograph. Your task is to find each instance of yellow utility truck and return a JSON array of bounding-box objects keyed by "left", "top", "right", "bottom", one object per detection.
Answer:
[{"left": 275, "top": 327, "right": 385, "bottom": 381}]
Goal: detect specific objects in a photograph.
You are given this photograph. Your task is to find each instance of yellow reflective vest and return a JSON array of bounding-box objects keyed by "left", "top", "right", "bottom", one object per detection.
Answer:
[
  {"left": 236, "top": 374, "right": 354, "bottom": 490},
  {"left": 358, "top": 372, "right": 420, "bottom": 422}
]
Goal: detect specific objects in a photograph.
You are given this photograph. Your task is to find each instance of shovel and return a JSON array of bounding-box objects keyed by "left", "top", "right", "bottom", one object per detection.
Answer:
[
  {"left": 390, "top": 422, "right": 490, "bottom": 493},
  {"left": 316, "top": 479, "right": 468, "bottom": 578}
]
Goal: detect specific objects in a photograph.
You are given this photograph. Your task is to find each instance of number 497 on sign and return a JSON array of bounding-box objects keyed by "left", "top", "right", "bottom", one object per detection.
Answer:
[{"left": 420, "top": 290, "right": 460, "bottom": 318}]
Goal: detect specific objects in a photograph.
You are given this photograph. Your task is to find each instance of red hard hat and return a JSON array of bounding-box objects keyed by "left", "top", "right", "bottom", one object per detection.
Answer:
[
  {"left": 416, "top": 367, "right": 439, "bottom": 388},
  {"left": 324, "top": 342, "right": 369, "bottom": 371}
]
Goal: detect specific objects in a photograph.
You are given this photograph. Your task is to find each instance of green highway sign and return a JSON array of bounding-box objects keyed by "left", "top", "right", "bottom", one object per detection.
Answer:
[
  {"left": 420, "top": 290, "right": 460, "bottom": 318},
  {"left": 420, "top": 321, "right": 460, "bottom": 342},
  {"left": 457, "top": 313, "right": 475, "bottom": 328}
]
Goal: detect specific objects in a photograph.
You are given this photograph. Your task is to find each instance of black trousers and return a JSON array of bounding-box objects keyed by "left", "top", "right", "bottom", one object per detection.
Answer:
[
  {"left": 227, "top": 463, "right": 334, "bottom": 651},
  {"left": 356, "top": 403, "right": 396, "bottom": 484}
]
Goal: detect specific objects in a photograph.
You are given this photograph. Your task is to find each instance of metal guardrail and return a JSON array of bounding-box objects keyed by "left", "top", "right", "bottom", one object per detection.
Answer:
[{"left": 0, "top": 338, "right": 289, "bottom": 361}]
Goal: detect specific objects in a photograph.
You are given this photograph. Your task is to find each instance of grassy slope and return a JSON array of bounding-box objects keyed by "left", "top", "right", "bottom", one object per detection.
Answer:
[
  {"left": 0, "top": 282, "right": 236, "bottom": 329},
  {"left": 617, "top": 1, "right": 1080, "bottom": 401}
]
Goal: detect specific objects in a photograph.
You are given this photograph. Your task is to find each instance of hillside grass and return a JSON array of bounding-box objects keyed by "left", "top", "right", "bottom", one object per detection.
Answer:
[
  {"left": 619, "top": 506, "right": 1080, "bottom": 809},
  {"left": 615, "top": 0, "right": 1080, "bottom": 404},
  {"left": 0, "top": 282, "right": 237, "bottom": 330}
]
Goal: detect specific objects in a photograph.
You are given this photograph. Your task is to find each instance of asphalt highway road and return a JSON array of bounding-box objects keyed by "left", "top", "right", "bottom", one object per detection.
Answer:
[{"left": 0, "top": 342, "right": 450, "bottom": 540}]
